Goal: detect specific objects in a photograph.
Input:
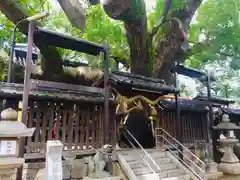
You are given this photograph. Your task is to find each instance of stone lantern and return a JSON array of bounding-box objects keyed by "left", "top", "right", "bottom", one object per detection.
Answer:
[
  {"left": 213, "top": 114, "right": 240, "bottom": 175},
  {"left": 0, "top": 108, "right": 35, "bottom": 180}
]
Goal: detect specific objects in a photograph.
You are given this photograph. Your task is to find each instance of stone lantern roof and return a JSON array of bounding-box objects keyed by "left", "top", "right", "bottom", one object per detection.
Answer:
[
  {"left": 213, "top": 114, "right": 240, "bottom": 130},
  {"left": 0, "top": 108, "right": 35, "bottom": 137}
]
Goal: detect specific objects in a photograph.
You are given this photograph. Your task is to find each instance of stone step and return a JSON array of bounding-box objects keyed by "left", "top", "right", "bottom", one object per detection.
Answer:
[
  {"left": 144, "top": 157, "right": 172, "bottom": 166},
  {"left": 137, "top": 174, "right": 190, "bottom": 180},
  {"left": 132, "top": 166, "right": 185, "bottom": 178},
  {"left": 121, "top": 152, "right": 167, "bottom": 162},
  {"left": 125, "top": 156, "right": 172, "bottom": 166},
  {"left": 162, "top": 175, "right": 191, "bottom": 180},
  {"left": 136, "top": 173, "right": 160, "bottom": 180},
  {"left": 165, "top": 169, "right": 186, "bottom": 178},
  {"left": 133, "top": 167, "right": 158, "bottom": 176},
  {"left": 129, "top": 161, "right": 177, "bottom": 171}
]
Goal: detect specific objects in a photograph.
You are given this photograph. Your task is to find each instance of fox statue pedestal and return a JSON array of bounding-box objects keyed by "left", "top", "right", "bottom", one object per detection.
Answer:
[{"left": 83, "top": 145, "right": 120, "bottom": 180}]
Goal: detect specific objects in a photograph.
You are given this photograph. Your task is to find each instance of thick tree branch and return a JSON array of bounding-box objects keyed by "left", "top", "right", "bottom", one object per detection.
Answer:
[
  {"left": 57, "top": 0, "right": 86, "bottom": 32},
  {"left": 0, "top": 0, "right": 63, "bottom": 79},
  {"left": 101, "top": 0, "right": 150, "bottom": 75},
  {"left": 149, "top": 0, "right": 172, "bottom": 41},
  {"left": 153, "top": 0, "right": 203, "bottom": 83}
]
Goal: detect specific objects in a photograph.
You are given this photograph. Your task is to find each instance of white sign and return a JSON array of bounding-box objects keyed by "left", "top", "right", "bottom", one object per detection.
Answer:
[
  {"left": 46, "top": 140, "right": 63, "bottom": 180},
  {"left": 0, "top": 140, "right": 17, "bottom": 156}
]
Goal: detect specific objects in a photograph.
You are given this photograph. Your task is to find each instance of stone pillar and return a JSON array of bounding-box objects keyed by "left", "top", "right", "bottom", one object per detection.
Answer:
[
  {"left": 0, "top": 108, "right": 35, "bottom": 180},
  {"left": 45, "top": 140, "right": 63, "bottom": 180}
]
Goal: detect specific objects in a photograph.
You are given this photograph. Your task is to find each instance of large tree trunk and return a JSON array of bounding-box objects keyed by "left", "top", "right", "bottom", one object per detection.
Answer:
[
  {"left": 0, "top": 0, "right": 63, "bottom": 80},
  {"left": 101, "top": 0, "right": 203, "bottom": 81},
  {"left": 102, "top": 0, "right": 150, "bottom": 76},
  {"left": 124, "top": 16, "right": 150, "bottom": 76},
  {"left": 154, "top": 0, "right": 203, "bottom": 84}
]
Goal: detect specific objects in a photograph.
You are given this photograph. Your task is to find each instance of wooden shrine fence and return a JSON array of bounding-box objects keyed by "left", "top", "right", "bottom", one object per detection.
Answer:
[
  {"left": 0, "top": 84, "right": 116, "bottom": 159},
  {"left": 157, "top": 110, "right": 208, "bottom": 147}
]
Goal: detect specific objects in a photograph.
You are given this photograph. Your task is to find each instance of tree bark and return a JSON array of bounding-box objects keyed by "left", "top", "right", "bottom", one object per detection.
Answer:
[
  {"left": 153, "top": 0, "right": 203, "bottom": 84},
  {"left": 57, "top": 0, "right": 86, "bottom": 32},
  {"left": 102, "top": 0, "right": 150, "bottom": 76},
  {"left": 0, "top": 0, "right": 63, "bottom": 80}
]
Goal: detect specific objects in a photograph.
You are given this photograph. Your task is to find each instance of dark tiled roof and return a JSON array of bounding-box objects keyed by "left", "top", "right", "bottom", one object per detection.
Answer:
[
  {"left": 0, "top": 82, "right": 112, "bottom": 103},
  {"left": 108, "top": 71, "right": 179, "bottom": 94},
  {"left": 223, "top": 108, "right": 240, "bottom": 116},
  {"left": 161, "top": 99, "right": 209, "bottom": 112},
  {"left": 194, "top": 95, "right": 235, "bottom": 106}
]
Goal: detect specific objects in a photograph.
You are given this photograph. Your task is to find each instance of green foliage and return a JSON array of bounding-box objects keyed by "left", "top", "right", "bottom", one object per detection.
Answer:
[
  {"left": 0, "top": 49, "right": 8, "bottom": 80},
  {"left": 84, "top": 5, "right": 129, "bottom": 66},
  {"left": 0, "top": 0, "right": 128, "bottom": 69},
  {"left": 188, "top": 0, "right": 240, "bottom": 69},
  {"left": 186, "top": 0, "right": 240, "bottom": 102}
]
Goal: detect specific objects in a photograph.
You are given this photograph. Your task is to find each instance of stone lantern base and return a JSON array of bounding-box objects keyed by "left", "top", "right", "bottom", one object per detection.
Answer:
[
  {"left": 0, "top": 169, "right": 16, "bottom": 180},
  {"left": 219, "top": 163, "right": 240, "bottom": 175}
]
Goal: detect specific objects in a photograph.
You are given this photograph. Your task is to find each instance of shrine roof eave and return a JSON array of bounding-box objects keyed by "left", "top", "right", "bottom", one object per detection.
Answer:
[
  {"left": 93, "top": 70, "right": 180, "bottom": 94},
  {"left": 0, "top": 82, "right": 116, "bottom": 104},
  {"left": 194, "top": 95, "right": 235, "bottom": 105}
]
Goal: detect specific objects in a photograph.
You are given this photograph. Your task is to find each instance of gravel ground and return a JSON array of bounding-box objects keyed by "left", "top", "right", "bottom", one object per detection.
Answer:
[{"left": 219, "top": 176, "right": 240, "bottom": 180}]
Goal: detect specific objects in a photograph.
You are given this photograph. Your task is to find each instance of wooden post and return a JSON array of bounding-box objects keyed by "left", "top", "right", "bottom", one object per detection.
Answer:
[
  {"left": 103, "top": 47, "right": 110, "bottom": 144},
  {"left": 16, "top": 20, "right": 36, "bottom": 180}
]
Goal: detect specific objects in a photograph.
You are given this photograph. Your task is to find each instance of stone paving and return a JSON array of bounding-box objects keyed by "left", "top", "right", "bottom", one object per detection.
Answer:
[{"left": 220, "top": 176, "right": 240, "bottom": 180}]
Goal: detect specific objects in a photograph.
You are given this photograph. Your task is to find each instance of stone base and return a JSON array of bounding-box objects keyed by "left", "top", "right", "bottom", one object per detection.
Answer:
[
  {"left": 0, "top": 169, "right": 16, "bottom": 180},
  {"left": 218, "top": 162, "right": 240, "bottom": 175},
  {"left": 206, "top": 172, "right": 223, "bottom": 180},
  {"left": 206, "top": 162, "right": 218, "bottom": 173},
  {"left": 83, "top": 176, "right": 121, "bottom": 180}
]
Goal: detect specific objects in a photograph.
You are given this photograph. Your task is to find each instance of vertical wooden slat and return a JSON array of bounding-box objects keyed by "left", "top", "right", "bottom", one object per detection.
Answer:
[
  {"left": 196, "top": 116, "right": 201, "bottom": 141},
  {"left": 47, "top": 102, "right": 54, "bottom": 140},
  {"left": 55, "top": 103, "right": 61, "bottom": 140},
  {"left": 85, "top": 109, "right": 90, "bottom": 149},
  {"left": 99, "top": 106, "right": 104, "bottom": 147},
  {"left": 67, "top": 106, "right": 74, "bottom": 152},
  {"left": 96, "top": 108, "right": 100, "bottom": 148},
  {"left": 75, "top": 107, "right": 80, "bottom": 147},
  {"left": 165, "top": 112, "right": 168, "bottom": 134},
  {"left": 26, "top": 105, "right": 33, "bottom": 153},
  {"left": 91, "top": 108, "right": 96, "bottom": 148},
  {"left": 89, "top": 110, "right": 92, "bottom": 147},
  {"left": 41, "top": 103, "right": 47, "bottom": 144},
  {"left": 80, "top": 110, "right": 85, "bottom": 149},
  {"left": 185, "top": 114, "right": 190, "bottom": 144},
  {"left": 112, "top": 108, "right": 117, "bottom": 147},
  {"left": 34, "top": 102, "right": 41, "bottom": 144},
  {"left": 189, "top": 114, "right": 194, "bottom": 143},
  {"left": 181, "top": 112, "right": 188, "bottom": 144},
  {"left": 202, "top": 114, "right": 207, "bottom": 141},
  {"left": 61, "top": 107, "right": 68, "bottom": 145},
  {"left": 174, "top": 111, "right": 177, "bottom": 139}
]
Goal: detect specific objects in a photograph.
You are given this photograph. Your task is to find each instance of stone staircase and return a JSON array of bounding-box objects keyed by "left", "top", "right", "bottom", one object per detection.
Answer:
[{"left": 116, "top": 149, "right": 193, "bottom": 180}]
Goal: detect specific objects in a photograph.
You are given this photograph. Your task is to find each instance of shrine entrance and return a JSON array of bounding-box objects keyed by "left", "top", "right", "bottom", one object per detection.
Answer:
[{"left": 119, "top": 109, "right": 155, "bottom": 149}]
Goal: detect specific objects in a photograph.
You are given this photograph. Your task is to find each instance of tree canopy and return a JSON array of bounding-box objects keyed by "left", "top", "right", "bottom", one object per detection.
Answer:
[
  {"left": 185, "top": 0, "right": 240, "bottom": 102},
  {"left": 0, "top": 0, "right": 240, "bottom": 101}
]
